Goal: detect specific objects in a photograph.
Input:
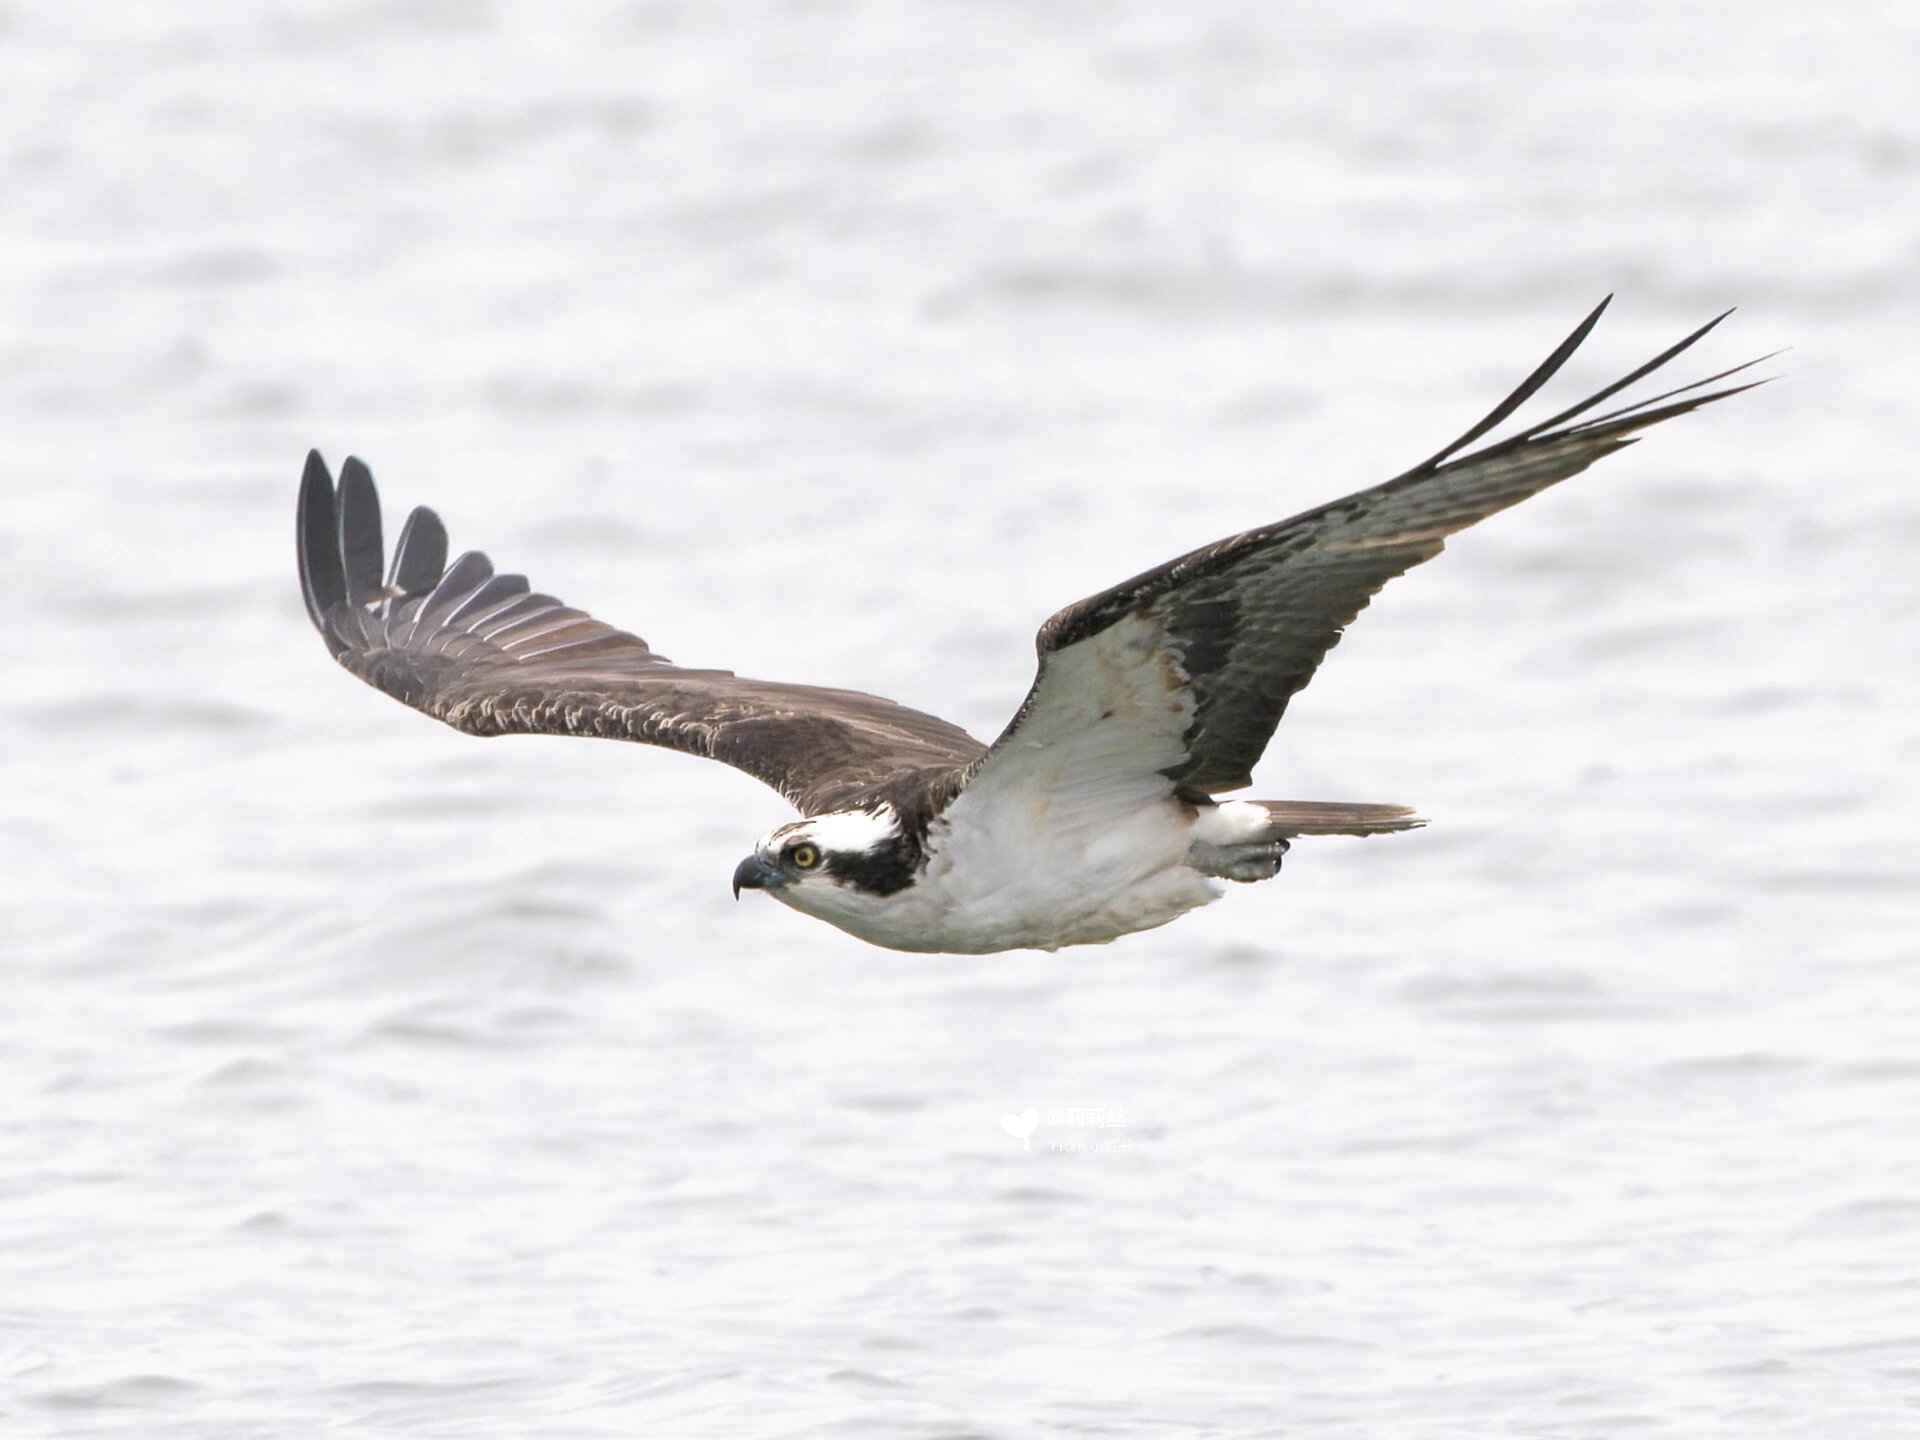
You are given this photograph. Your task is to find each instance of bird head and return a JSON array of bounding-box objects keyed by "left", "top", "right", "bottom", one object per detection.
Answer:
[{"left": 732, "top": 806, "right": 917, "bottom": 911}]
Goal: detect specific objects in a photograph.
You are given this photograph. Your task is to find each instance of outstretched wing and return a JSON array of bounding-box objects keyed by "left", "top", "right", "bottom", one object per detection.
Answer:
[
  {"left": 297, "top": 454, "right": 985, "bottom": 815},
  {"left": 970, "top": 299, "right": 1766, "bottom": 803}
]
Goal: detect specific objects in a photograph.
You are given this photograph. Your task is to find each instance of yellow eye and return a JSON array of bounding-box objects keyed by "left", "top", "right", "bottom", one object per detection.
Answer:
[{"left": 789, "top": 843, "right": 820, "bottom": 870}]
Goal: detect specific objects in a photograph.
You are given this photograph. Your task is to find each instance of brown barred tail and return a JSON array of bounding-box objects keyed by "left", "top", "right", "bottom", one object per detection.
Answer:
[{"left": 1252, "top": 801, "right": 1425, "bottom": 838}]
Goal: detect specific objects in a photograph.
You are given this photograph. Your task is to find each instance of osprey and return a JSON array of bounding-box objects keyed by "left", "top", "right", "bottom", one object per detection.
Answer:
[{"left": 297, "top": 300, "right": 1758, "bottom": 953}]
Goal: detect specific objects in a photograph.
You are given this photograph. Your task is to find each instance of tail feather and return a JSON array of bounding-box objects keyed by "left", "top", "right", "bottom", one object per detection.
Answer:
[{"left": 1250, "top": 801, "right": 1425, "bottom": 838}]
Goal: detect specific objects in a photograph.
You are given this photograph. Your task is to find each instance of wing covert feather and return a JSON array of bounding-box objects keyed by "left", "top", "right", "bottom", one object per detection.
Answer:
[
  {"left": 296, "top": 457, "right": 985, "bottom": 815},
  {"left": 978, "top": 301, "right": 1763, "bottom": 797}
]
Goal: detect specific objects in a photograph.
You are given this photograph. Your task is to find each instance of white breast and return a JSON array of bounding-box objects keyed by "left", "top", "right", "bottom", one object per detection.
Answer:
[
  {"left": 911, "top": 790, "right": 1220, "bottom": 953},
  {"left": 797, "top": 744, "right": 1223, "bottom": 954}
]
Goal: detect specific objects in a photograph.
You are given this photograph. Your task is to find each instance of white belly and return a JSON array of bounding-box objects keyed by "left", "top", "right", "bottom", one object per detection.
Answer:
[{"left": 787, "top": 792, "right": 1224, "bottom": 954}]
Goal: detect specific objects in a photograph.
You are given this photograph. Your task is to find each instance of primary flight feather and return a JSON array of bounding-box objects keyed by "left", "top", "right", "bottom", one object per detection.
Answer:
[{"left": 298, "top": 299, "right": 1761, "bottom": 952}]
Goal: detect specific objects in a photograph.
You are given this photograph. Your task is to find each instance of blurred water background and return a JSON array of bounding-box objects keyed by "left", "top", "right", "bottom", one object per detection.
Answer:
[{"left": 3, "top": 1, "right": 1918, "bottom": 1435}]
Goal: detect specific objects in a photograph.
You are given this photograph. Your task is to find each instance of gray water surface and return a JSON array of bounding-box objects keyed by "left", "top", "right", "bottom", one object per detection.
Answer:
[{"left": 3, "top": 2, "right": 1918, "bottom": 1435}]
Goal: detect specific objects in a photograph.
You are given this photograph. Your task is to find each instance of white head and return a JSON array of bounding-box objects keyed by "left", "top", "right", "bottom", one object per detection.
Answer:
[{"left": 731, "top": 805, "right": 918, "bottom": 927}]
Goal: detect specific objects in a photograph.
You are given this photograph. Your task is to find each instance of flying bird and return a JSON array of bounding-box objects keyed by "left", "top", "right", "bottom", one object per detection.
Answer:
[{"left": 298, "top": 300, "right": 1760, "bottom": 953}]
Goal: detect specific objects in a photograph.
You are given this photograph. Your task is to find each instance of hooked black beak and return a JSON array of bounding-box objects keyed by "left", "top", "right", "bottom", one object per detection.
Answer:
[{"left": 732, "top": 854, "right": 783, "bottom": 899}]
